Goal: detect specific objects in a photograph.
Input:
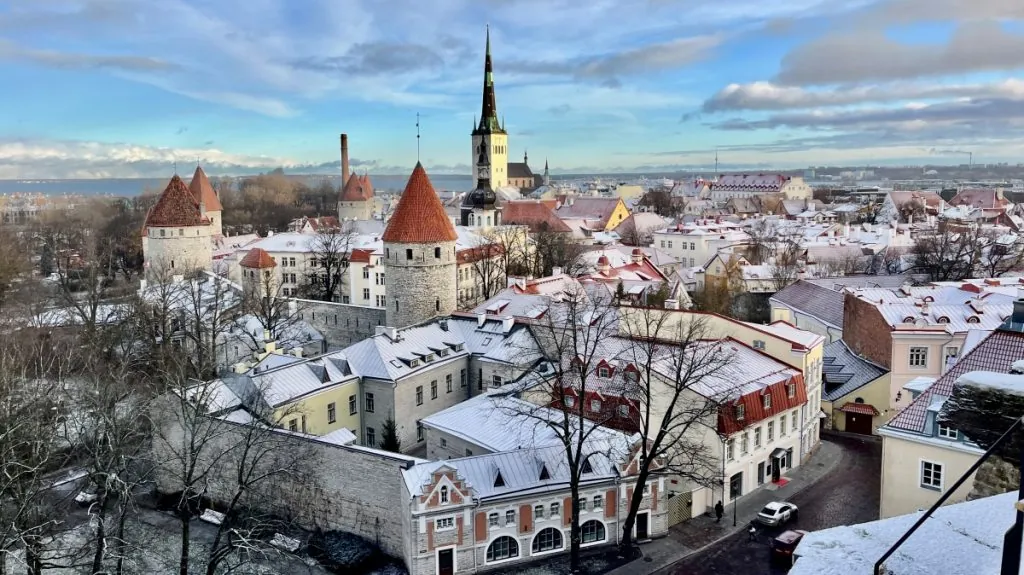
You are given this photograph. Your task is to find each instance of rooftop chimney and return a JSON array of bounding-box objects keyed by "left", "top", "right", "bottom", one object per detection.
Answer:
[
  {"left": 340, "top": 133, "right": 350, "bottom": 187},
  {"left": 1011, "top": 288, "right": 1024, "bottom": 329}
]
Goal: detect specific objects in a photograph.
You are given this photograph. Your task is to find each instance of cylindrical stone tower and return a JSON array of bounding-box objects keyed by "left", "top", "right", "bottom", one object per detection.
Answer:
[{"left": 382, "top": 162, "right": 458, "bottom": 328}]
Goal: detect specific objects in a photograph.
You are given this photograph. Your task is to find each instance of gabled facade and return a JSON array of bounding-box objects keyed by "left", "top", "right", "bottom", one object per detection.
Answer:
[{"left": 402, "top": 441, "right": 667, "bottom": 574}]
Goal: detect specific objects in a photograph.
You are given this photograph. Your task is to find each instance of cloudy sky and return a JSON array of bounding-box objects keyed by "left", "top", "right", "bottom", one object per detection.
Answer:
[{"left": 1, "top": 0, "right": 1023, "bottom": 178}]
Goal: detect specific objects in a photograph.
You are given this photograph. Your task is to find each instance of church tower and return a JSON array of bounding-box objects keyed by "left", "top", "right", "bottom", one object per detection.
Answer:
[
  {"left": 471, "top": 26, "right": 509, "bottom": 189},
  {"left": 544, "top": 158, "right": 551, "bottom": 186},
  {"left": 461, "top": 141, "right": 501, "bottom": 229},
  {"left": 382, "top": 163, "right": 458, "bottom": 328}
]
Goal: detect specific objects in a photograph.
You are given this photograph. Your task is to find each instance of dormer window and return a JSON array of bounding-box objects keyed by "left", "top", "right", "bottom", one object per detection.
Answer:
[
  {"left": 581, "top": 457, "right": 594, "bottom": 474},
  {"left": 787, "top": 384, "right": 795, "bottom": 398},
  {"left": 539, "top": 465, "right": 550, "bottom": 481},
  {"left": 438, "top": 348, "right": 449, "bottom": 357},
  {"left": 597, "top": 366, "right": 611, "bottom": 378},
  {"left": 424, "top": 354, "right": 435, "bottom": 363},
  {"left": 440, "top": 486, "right": 449, "bottom": 504},
  {"left": 736, "top": 404, "right": 745, "bottom": 421},
  {"left": 625, "top": 369, "right": 640, "bottom": 383},
  {"left": 494, "top": 471, "right": 506, "bottom": 488},
  {"left": 763, "top": 394, "right": 771, "bottom": 409},
  {"left": 409, "top": 359, "right": 421, "bottom": 368}
]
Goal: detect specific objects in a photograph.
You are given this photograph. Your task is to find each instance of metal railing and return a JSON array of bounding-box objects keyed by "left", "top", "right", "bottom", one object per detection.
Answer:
[{"left": 874, "top": 415, "right": 1024, "bottom": 575}]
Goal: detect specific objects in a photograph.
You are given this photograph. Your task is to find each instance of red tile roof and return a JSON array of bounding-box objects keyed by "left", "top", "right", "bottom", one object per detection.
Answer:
[
  {"left": 189, "top": 166, "right": 223, "bottom": 212},
  {"left": 382, "top": 163, "right": 458, "bottom": 244},
  {"left": 718, "top": 374, "right": 807, "bottom": 435},
  {"left": 144, "top": 175, "right": 210, "bottom": 228},
  {"left": 340, "top": 172, "right": 374, "bottom": 201},
  {"left": 887, "top": 328, "right": 1024, "bottom": 434},
  {"left": 838, "top": 402, "right": 880, "bottom": 416},
  {"left": 239, "top": 247, "right": 276, "bottom": 269},
  {"left": 502, "top": 200, "right": 572, "bottom": 233},
  {"left": 349, "top": 248, "right": 374, "bottom": 264}
]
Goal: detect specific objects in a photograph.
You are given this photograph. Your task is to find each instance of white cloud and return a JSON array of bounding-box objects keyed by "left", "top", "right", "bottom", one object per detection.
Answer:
[{"left": 703, "top": 79, "right": 1024, "bottom": 111}]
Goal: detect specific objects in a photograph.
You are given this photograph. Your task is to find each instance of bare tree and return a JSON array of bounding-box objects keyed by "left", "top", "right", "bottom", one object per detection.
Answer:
[
  {"left": 744, "top": 220, "right": 777, "bottom": 265},
  {"left": 976, "top": 229, "right": 1024, "bottom": 277},
  {"left": 487, "top": 226, "right": 531, "bottom": 278},
  {"left": 616, "top": 308, "right": 734, "bottom": 550},
  {"left": 300, "top": 223, "right": 356, "bottom": 303},
  {"left": 769, "top": 238, "right": 803, "bottom": 292},
  {"left": 532, "top": 229, "right": 586, "bottom": 277},
  {"left": 177, "top": 272, "right": 241, "bottom": 380},
  {"left": 502, "top": 285, "right": 621, "bottom": 572},
  {"left": 912, "top": 223, "right": 984, "bottom": 281},
  {"left": 0, "top": 227, "right": 31, "bottom": 313},
  {"left": 238, "top": 268, "right": 307, "bottom": 358},
  {"left": 63, "top": 356, "right": 153, "bottom": 575},
  {"left": 0, "top": 336, "right": 77, "bottom": 575},
  {"left": 463, "top": 239, "right": 506, "bottom": 308}
]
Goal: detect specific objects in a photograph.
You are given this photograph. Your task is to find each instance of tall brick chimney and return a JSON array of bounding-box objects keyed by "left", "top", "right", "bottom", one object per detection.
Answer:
[{"left": 340, "top": 133, "right": 350, "bottom": 187}]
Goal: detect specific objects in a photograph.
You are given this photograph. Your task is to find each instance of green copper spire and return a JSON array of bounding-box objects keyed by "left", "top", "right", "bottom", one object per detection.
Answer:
[{"left": 476, "top": 25, "right": 502, "bottom": 134}]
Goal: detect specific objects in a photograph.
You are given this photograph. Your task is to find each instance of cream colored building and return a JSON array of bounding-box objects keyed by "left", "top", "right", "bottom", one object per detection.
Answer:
[
  {"left": 651, "top": 220, "right": 749, "bottom": 269},
  {"left": 877, "top": 318, "right": 1024, "bottom": 518}
]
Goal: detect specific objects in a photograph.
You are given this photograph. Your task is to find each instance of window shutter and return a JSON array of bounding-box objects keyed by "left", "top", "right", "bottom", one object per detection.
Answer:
[
  {"left": 605, "top": 488, "right": 617, "bottom": 518},
  {"left": 475, "top": 511, "right": 487, "bottom": 542},
  {"left": 519, "top": 504, "right": 532, "bottom": 534},
  {"left": 652, "top": 483, "right": 659, "bottom": 511},
  {"left": 457, "top": 515, "right": 464, "bottom": 545},
  {"left": 563, "top": 497, "right": 573, "bottom": 526},
  {"left": 426, "top": 520, "right": 434, "bottom": 551}
]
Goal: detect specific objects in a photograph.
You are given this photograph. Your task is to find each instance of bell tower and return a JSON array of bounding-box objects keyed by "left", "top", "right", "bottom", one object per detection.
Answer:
[{"left": 471, "top": 25, "right": 508, "bottom": 189}]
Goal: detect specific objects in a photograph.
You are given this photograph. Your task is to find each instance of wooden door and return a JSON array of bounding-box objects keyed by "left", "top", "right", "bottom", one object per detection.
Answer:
[{"left": 845, "top": 412, "right": 872, "bottom": 435}]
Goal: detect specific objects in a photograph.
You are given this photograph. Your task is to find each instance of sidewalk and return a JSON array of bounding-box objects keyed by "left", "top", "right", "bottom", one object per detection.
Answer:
[{"left": 606, "top": 439, "right": 846, "bottom": 575}]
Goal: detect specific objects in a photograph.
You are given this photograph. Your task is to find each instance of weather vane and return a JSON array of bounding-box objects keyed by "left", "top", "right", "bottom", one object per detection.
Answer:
[{"left": 416, "top": 112, "right": 421, "bottom": 162}]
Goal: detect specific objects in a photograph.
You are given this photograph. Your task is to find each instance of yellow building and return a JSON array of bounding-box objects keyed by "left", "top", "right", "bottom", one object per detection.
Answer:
[
  {"left": 820, "top": 340, "right": 890, "bottom": 434},
  {"left": 244, "top": 351, "right": 362, "bottom": 437}
]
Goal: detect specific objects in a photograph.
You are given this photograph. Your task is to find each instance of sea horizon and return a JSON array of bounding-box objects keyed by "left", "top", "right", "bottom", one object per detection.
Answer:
[{"left": 0, "top": 172, "right": 687, "bottom": 197}]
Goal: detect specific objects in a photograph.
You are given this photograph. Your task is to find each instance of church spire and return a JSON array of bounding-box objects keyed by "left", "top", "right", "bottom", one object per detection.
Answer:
[{"left": 476, "top": 25, "right": 502, "bottom": 134}]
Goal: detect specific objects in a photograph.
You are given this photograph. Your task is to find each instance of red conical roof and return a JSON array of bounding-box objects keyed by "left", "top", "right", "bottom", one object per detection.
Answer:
[
  {"left": 382, "top": 163, "right": 458, "bottom": 243},
  {"left": 340, "top": 170, "right": 374, "bottom": 201},
  {"left": 144, "top": 175, "right": 210, "bottom": 228},
  {"left": 239, "top": 247, "right": 277, "bottom": 269},
  {"left": 189, "top": 166, "right": 223, "bottom": 212}
]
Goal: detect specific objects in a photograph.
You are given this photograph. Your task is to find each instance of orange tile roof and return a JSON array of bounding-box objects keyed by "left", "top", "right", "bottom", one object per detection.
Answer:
[
  {"left": 382, "top": 163, "right": 458, "bottom": 243},
  {"left": 340, "top": 172, "right": 374, "bottom": 201},
  {"left": 144, "top": 175, "right": 210, "bottom": 228},
  {"left": 502, "top": 200, "right": 571, "bottom": 233},
  {"left": 239, "top": 247, "right": 277, "bottom": 269},
  {"left": 189, "top": 166, "right": 223, "bottom": 212},
  {"left": 350, "top": 248, "right": 374, "bottom": 264}
]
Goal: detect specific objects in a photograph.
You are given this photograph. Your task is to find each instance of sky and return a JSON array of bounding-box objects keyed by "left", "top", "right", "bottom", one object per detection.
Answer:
[{"left": 1, "top": 0, "right": 1023, "bottom": 178}]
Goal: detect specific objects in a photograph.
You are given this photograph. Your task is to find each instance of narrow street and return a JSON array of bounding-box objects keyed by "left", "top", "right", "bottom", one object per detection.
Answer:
[{"left": 657, "top": 434, "right": 881, "bottom": 575}]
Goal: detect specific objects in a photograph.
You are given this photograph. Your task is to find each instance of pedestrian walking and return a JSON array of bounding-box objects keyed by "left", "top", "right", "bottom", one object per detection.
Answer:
[
  {"left": 714, "top": 501, "right": 724, "bottom": 523},
  {"left": 748, "top": 524, "right": 758, "bottom": 542}
]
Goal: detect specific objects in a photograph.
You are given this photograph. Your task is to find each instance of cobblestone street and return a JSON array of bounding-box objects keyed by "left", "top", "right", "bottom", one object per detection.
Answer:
[{"left": 655, "top": 433, "right": 882, "bottom": 575}]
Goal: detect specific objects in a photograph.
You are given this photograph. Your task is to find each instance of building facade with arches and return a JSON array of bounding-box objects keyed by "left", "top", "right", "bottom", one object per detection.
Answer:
[{"left": 402, "top": 441, "right": 668, "bottom": 575}]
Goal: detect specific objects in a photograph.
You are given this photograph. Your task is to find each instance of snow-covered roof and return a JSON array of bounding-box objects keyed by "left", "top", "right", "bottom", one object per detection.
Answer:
[
  {"left": 956, "top": 370, "right": 1024, "bottom": 395},
  {"left": 791, "top": 491, "right": 1020, "bottom": 575},
  {"left": 402, "top": 435, "right": 631, "bottom": 501},
  {"left": 421, "top": 392, "right": 625, "bottom": 454}
]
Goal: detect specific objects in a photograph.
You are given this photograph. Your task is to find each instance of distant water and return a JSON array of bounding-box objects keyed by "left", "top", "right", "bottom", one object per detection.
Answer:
[
  {"left": 0, "top": 174, "right": 477, "bottom": 197},
  {"left": 0, "top": 172, "right": 682, "bottom": 197}
]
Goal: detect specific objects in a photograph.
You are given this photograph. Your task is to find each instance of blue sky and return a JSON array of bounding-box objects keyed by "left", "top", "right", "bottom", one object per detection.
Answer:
[{"left": 1, "top": 0, "right": 1023, "bottom": 178}]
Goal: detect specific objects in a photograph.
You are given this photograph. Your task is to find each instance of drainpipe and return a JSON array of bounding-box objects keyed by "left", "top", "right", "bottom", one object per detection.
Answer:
[
  {"left": 614, "top": 475, "right": 621, "bottom": 545},
  {"left": 471, "top": 496, "right": 481, "bottom": 573}
]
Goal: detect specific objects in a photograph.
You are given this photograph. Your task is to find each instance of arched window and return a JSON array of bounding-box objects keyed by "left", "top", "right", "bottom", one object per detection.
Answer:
[
  {"left": 486, "top": 536, "right": 519, "bottom": 562},
  {"left": 581, "top": 520, "right": 606, "bottom": 544},
  {"left": 532, "top": 527, "right": 563, "bottom": 553},
  {"left": 469, "top": 213, "right": 475, "bottom": 225},
  {"left": 440, "top": 486, "right": 448, "bottom": 503}
]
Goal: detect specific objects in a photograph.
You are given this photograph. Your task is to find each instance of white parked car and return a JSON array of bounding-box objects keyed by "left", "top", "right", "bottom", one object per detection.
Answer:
[{"left": 756, "top": 501, "right": 798, "bottom": 527}]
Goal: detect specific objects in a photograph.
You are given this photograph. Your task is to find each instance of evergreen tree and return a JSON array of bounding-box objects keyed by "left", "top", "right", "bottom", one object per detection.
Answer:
[{"left": 379, "top": 417, "right": 401, "bottom": 453}]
